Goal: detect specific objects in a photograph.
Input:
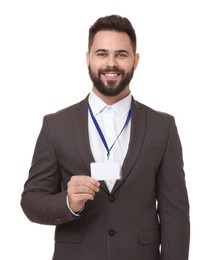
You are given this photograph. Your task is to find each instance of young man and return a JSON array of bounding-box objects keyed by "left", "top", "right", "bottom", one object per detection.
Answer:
[{"left": 21, "top": 15, "right": 190, "bottom": 260}]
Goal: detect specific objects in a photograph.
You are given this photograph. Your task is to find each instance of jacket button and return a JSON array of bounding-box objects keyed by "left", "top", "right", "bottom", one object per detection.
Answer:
[
  {"left": 109, "top": 196, "right": 115, "bottom": 202},
  {"left": 108, "top": 229, "right": 115, "bottom": 236}
]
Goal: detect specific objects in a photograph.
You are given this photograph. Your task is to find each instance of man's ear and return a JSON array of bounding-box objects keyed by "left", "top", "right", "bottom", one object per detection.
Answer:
[
  {"left": 134, "top": 53, "right": 140, "bottom": 70},
  {"left": 86, "top": 52, "right": 90, "bottom": 67}
]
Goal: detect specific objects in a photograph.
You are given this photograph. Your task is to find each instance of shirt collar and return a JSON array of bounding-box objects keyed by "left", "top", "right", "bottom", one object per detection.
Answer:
[{"left": 88, "top": 91, "right": 132, "bottom": 119}]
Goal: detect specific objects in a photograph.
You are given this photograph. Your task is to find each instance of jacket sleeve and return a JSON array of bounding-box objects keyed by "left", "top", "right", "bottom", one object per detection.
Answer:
[
  {"left": 156, "top": 117, "right": 190, "bottom": 260},
  {"left": 20, "top": 116, "right": 77, "bottom": 225}
]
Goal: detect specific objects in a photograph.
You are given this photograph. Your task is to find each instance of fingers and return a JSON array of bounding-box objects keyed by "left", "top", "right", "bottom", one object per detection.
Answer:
[
  {"left": 70, "top": 175, "right": 100, "bottom": 193},
  {"left": 67, "top": 176, "right": 100, "bottom": 213}
]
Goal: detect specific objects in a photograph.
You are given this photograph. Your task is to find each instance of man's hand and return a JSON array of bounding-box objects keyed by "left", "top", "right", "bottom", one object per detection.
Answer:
[{"left": 67, "top": 176, "right": 100, "bottom": 213}]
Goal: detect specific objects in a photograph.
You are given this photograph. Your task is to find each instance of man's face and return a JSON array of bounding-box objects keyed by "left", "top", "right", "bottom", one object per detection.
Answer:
[{"left": 86, "top": 30, "right": 139, "bottom": 97}]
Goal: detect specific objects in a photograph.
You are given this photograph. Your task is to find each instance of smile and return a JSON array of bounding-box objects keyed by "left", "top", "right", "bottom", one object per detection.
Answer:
[
  {"left": 103, "top": 73, "right": 120, "bottom": 77},
  {"left": 102, "top": 72, "right": 121, "bottom": 80}
]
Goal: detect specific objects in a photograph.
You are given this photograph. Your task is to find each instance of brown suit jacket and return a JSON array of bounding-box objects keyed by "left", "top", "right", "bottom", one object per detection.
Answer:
[{"left": 21, "top": 96, "right": 190, "bottom": 260}]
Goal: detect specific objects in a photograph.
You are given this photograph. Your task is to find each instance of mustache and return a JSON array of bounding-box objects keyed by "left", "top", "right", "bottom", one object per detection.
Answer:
[{"left": 99, "top": 66, "right": 125, "bottom": 75}]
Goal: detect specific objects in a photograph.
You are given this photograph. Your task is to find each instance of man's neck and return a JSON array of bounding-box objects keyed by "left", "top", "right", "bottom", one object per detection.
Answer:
[{"left": 92, "top": 87, "right": 130, "bottom": 105}]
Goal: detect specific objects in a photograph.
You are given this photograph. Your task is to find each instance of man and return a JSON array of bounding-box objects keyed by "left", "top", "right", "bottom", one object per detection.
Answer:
[{"left": 21, "top": 15, "right": 190, "bottom": 260}]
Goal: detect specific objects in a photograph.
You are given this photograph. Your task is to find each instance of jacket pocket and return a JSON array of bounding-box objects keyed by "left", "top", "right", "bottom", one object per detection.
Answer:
[
  {"left": 138, "top": 229, "right": 160, "bottom": 245},
  {"left": 55, "top": 228, "right": 82, "bottom": 244}
]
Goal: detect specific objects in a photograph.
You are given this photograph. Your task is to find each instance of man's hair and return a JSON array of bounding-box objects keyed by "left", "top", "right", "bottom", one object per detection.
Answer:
[{"left": 88, "top": 15, "right": 137, "bottom": 53}]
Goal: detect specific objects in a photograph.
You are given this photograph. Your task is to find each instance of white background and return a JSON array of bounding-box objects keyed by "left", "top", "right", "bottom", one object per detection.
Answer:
[{"left": 0, "top": 0, "right": 212, "bottom": 259}]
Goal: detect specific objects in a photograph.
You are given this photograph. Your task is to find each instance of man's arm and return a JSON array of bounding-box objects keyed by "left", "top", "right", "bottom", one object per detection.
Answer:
[
  {"left": 21, "top": 116, "right": 75, "bottom": 225},
  {"left": 157, "top": 117, "right": 190, "bottom": 259}
]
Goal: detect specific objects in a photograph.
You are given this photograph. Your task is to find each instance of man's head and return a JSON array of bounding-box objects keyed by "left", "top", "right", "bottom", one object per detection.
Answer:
[
  {"left": 86, "top": 15, "right": 139, "bottom": 101},
  {"left": 88, "top": 15, "right": 137, "bottom": 54}
]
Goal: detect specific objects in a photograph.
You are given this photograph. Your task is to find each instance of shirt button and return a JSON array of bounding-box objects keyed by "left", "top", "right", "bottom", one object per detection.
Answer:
[{"left": 108, "top": 229, "right": 116, "bottom": 236}]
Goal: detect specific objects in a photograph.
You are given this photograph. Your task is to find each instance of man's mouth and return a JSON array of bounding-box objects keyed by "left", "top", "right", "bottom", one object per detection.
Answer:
[{"left": 102, "top": 71, "right": 121, "bottom": 80}]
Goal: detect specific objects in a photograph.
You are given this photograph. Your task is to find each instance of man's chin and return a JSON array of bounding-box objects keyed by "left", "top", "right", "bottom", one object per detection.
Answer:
[
  {"left": 106, "top": 81, "right": 118, "bottom": 88},
  {"left": 101, "top": 87, "right": 123, "bottom": 97}
]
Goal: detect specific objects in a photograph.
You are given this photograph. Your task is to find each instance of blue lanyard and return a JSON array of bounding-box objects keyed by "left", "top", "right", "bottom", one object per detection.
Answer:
[{"left": 88, "top": 103, "right": 131, "bottom": 159}]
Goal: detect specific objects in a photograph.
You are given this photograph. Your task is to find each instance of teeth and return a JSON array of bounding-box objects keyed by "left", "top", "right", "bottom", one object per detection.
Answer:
[{"left": 105, "top": 73, "right": 118, "bottom": 77}]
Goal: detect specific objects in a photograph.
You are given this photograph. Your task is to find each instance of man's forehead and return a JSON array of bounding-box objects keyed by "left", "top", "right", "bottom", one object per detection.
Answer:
[{"left": 91, "top": 31, "right": 132, "bottom": 52}]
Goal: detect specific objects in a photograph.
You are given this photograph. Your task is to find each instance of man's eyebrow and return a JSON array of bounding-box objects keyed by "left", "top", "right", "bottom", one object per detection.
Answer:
[
  {"left": 95, "top": 49, "right": 108, "bottom": 53},
  {"left": 94, "top": 49, "right": 129, "bottom": 54},
  {"left": 115, "top": 50, "right": 129, "bottom": 54}
]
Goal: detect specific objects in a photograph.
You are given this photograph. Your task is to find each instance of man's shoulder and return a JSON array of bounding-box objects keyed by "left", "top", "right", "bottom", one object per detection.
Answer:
[
  {"left": 44, "top": 96, "right": 88, "bottom": 120},
  {"left": 132, "top": 98, "right": 173, "bottom": 120}
]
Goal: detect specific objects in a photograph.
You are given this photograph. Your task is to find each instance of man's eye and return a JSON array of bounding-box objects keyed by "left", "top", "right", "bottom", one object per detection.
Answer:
[
  {"left": 116, "top": 53, "right": 127, "bottom": 58},
  {"left": 97, "top": 53, "right": 107, "bottom": 57}
]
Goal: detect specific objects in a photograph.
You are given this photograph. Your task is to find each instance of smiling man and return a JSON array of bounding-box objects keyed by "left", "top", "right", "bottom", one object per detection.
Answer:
[
  {"left": 21, "top": 15, "right": 190, "bottom": 260},
  {"left": 87, "top": 30, "right": 139, "bottom": 101}
]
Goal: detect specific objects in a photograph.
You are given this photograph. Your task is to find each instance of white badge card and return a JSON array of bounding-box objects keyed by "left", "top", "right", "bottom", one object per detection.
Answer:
[{"left": 90, "top": 161, "right": 122, "bottom": 181}]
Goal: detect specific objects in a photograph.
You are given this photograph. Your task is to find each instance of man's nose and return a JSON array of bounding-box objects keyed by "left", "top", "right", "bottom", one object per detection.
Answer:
[{"left": 106, "top": 54, "right": 117, "bottom": 67}]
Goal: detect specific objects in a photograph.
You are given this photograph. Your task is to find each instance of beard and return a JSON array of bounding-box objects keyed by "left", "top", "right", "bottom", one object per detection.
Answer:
[{"left": 88, "top": 65, "right": 134, "bottom": 97}]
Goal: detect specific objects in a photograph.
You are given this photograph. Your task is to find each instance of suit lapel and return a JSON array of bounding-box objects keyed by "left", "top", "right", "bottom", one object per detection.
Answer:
[
  {"left": 72, "top": 96, "right": 111, "bottom": 193},
  {"left": 112, "top": 98, "right": 147, "bottom": 194}
]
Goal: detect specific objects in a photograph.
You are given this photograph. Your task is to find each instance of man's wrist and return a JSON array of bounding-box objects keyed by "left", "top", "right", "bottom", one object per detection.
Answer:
[{"left": 66, "top": 195, "right": 84, "bottom": 216}]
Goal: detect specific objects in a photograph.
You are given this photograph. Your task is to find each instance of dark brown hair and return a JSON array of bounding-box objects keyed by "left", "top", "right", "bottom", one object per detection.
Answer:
[{"left": 88, "top": 15, "right": 137, "bottom": 53}]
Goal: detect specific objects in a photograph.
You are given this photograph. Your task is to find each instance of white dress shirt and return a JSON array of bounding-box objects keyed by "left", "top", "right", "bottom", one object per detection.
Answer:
[{"left": 88, "top": 91, "right": 132, "bottom": 192}]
